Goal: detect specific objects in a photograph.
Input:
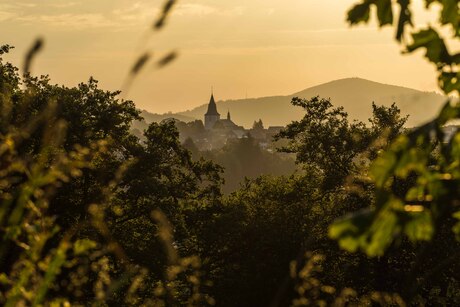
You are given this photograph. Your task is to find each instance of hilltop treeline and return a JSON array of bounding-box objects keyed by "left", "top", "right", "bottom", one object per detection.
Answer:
[{"left": 3, "top": 43, "right": 460, "bottom": 306}]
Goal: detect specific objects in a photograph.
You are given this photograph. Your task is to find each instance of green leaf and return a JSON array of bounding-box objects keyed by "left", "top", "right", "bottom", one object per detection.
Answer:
[
  {"left": 0, "top": 273, "right": 10, "bottom": 285},
  {"left": 347, "top": 0, "right": 394, "bottom": 26},
  {"left": 396, "top": 0, "right": 412, "bottom": 41},
  {"left": 329, "top": 208, "right": 374, "bottom": 253},
  {"left": 394, "top": 147, "right": 428, "bottom": 178},
  {"left": 330, "top": 197, "right": 408, "bottom": 257},
  {"left": 439, "top": 72, "right": 460, "bottom": 94},
  {"left": 73, "top": 239, "right": 97, "bottom": 255},
  {"left": 404, "top": 211, "right": 434, "bottom": 241},
  {"left": 371, "top": 149, "right": 397, "bottom": 188},
  {"left": 376, "top": 0, "right": 394, "bottom": 26},
  {"left": 370, "top": 135, "right": 410, "bottom": 187},
  {"left": 440, "top": 0, "right": 460, "bottom": 35},
  {"left": 347, "top": 2, "right": 372, "bottom": 25},
  {"left": 406, "top": 28, "right": 451, "bottom": 65},
  {"left": 365, "top": 207, "right": 400, "bottom": 257},
  {"left": 437, "top": 99, "right": 460, "bottom": 125},
  {"left": 32, "top": 242, "right": 70, "bottom": 307}
]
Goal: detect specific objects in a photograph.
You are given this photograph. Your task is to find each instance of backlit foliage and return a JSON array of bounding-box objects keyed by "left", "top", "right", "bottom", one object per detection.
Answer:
[{"left": 331, "top": 0, "right": 460, "bottom": 257}]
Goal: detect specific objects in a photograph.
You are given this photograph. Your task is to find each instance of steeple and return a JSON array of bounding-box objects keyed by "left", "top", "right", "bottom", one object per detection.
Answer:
[
  {"left": 204, "top": 90, "right": 221, "bottom": 130},
  {"left": 205, "top": 93, "right": 220, "bottom": 116},
  {"left": 227, "top": 110, "right": 231, "bottom": 120}
]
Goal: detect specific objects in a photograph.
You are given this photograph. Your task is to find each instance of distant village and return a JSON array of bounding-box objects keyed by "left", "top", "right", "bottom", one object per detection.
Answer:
[
  {"left": 161, "top": 93, "right": 285, "bottom": 151},
  {"left": 132, "top": 92, "right": 460, "bottom": 152}
]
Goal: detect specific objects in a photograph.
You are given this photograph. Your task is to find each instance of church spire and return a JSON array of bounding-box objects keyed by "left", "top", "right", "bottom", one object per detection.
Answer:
[
  {"left": 205, "top": 91, "right": 220, "bottom": 116},
  {"left": 227, "top": 110, "right": 231, "bottom": 120}
]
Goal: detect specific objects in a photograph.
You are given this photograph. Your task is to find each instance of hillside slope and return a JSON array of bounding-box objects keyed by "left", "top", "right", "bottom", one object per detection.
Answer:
[{"left": 143, "top": 78, "right": 446, "bottom": 128}]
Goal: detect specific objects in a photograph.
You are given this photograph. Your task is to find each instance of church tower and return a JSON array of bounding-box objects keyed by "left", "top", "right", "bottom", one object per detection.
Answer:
[{"left": 204, "top": 93, "right": 220, "bottom": 129}]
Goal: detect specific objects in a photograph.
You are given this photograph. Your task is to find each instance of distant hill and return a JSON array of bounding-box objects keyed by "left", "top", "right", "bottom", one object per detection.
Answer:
[{"left": 140, "top": 78, "right": 446, "bottom": 128}]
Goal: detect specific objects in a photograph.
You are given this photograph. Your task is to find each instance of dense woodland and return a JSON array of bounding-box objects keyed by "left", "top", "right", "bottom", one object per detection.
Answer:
[{"left": 3, "top": 0, "right": 460, "bottom": 306}]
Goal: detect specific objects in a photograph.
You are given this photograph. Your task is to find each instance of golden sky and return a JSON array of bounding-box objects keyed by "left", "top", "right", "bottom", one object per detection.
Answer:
[{"left": 0, "top": 0, "right": 443, "bottom": 113}]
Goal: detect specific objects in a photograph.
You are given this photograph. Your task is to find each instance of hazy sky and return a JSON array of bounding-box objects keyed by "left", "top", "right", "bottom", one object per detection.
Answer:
[{"left": 0, "top": 0, "right": 444, "bottom": 113}]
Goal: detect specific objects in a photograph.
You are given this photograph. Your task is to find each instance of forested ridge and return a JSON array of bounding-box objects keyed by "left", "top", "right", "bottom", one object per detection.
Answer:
[{"left": 2, "top": 1, "right": 460, "bottom": 306}]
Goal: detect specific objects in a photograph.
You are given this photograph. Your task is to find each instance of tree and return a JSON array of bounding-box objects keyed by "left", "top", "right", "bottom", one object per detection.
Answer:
[
  {"left": 329, "top": 1, "right": 460, "bottom": 303},
  {"left": 276, "top": 96, "right": 372, "bottom": 189},
  {"left": 191, "top": 174, "right": 321, "bottom": 306},
  {"left": 370, "top": 102, "right": 407, "bottom": 141},
  {"left": 252, "top": 119, "right": 264, "bottom": 130},
  {"left": 0, "top": 46, "right": 219, "bottom": 305}
]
